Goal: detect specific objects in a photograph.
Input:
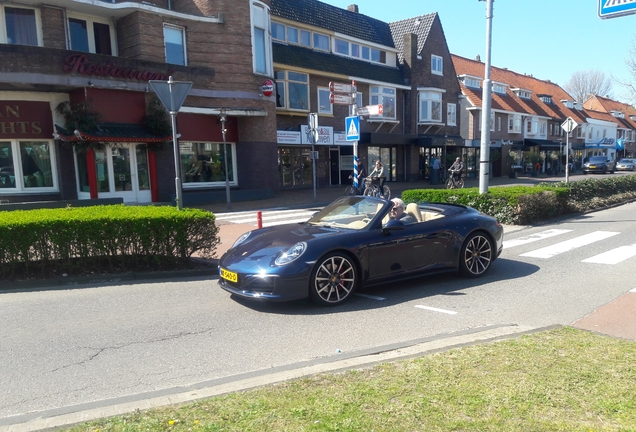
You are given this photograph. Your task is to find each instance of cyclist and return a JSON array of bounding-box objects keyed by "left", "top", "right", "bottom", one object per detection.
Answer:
[
  {"left": 448, "top": 157, "right": 464, "bottom": 184},
  {"left": 368, "top": 159, "right": 385, "bottom": 189}
]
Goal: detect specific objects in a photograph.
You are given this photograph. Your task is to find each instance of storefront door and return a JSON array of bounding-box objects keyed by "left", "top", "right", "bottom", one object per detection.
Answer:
[{"left": 76, "top": 143, "right": 151, "bottom": 203}]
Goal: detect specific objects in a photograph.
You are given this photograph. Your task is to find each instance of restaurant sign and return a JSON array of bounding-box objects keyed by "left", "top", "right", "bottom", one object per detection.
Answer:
[
  {"left": 63, "top": 54, "right": 173, "bottom": 82},
  {"left": 0, "top": 101, "right": 53, "bottom": 139}
]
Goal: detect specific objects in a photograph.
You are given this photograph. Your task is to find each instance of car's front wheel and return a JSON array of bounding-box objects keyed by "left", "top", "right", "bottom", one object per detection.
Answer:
[
  {"left": 459, "top": 232, "right": 494, "bottom": 277},
  {"left": 309, "top": 253, "right": 358, "bottom": 306}
]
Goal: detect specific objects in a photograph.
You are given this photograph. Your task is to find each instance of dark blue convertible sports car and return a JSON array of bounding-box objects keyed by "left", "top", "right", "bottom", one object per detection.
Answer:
[{"left": 218, "top": 196, "right": 504, "bottom": 306}]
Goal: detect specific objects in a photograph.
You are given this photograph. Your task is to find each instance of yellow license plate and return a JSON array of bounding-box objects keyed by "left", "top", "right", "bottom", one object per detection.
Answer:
[
  {"left": 589, "top": 165, "right": 596, "bottom": 168},
  {"left": 220, "top": 267, "right": 238, "bottom": 283}
]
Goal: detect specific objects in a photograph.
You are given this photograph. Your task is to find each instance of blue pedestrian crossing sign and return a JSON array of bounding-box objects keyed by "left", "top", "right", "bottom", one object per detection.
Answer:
[{"left": 345, "top": 116, "right": 360, "bottom": 141}]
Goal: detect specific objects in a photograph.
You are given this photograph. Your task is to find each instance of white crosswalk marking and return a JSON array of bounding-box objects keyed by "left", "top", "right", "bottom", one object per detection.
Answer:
[
  {"left": 503, "top": 229, "right": 572, "bottom": 249},
  {"left": 214, "top": 209, "right": 319, "bottom": 227},
  {"left": 582, "top": 244, "right": 636, "bottom": 265},
  {"left": 519, "top": 231, "right": 620, "bottom": 259}
]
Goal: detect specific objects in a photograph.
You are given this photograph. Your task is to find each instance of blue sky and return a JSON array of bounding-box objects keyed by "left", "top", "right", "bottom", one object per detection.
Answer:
[{"left": 320, "top": 0, "right": 636, "bottom": 103}]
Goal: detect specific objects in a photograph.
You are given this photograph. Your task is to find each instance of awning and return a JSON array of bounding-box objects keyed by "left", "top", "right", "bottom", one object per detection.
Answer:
[
  {"left": 359, "top": 132, "right": 418, "bottom": 145},
  {"left": 417, "top": 135, "right": 465, "bottom": 147},
  {"left": 523, "top": 138, "right": 561, "bottom": 149},
  {"left": 54, "top": 123, "right": 172, "bottom": 143}
]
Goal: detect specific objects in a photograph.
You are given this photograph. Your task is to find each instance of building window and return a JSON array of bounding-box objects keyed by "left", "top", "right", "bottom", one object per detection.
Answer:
[
  {"left": 0, "top": 140, "right": 56, "bottom": 191},
  {"left": 318, "top": 87, "right": 332, "bottom": 115},
  {"left": 275, "top": 70, "right": 309, "bottom": 111},
  {"left": 493, "top": 83, "right": 507, "bottom": 94},
  {"left": 431, "top": 55, "right": 443, "bottom": 75},
  {"left": 465, "top": 77, "right": 480, "bottom": 88},
  {"left": 498, "top": 116, "right": 502, "bottom": 132},
  {"left": 251, "top": 1, "right": 272, "bottom": 75},
  {"left": 539, "top": 121, "right": 546, "bottom": 135},
  {"left": 271, "top": 21, "right": 285, "bottom": 41},
  {"left": 508, "top": 114, "right": 521, "bottom": 133},
  {"left": 371, "top": 86, "right": 396, "bottom": 119},
  {"left": 313, "top": 32, "right": 329, "bottom": 51},
  {"left": 164, "top": 25, "right": 186, "bottom": 66},
  {"left": 2, "top": 6, "right": 39, "bottom": 46},
  {"left": 447, "top": 103, "right": 456, "bottom": 126},
  {"left": 334, "top": 38, "right": 349, "bottom": 55},
  {"left": 490, "top": 111, "right": 495, "bottom": 131},
  {"left": 180, "top": 142, "right": 236, "bottom": 186},
  {"left": 68, "top": 15, "right": 114, "bottom": 55},
  {"left": 418, "top": 91, "right": 442, "bottom": 123}
]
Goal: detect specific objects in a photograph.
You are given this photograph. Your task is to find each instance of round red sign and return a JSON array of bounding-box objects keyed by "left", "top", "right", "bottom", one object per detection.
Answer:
[{"left": 261, "top": 79, "right": 274, "bottom": 97}]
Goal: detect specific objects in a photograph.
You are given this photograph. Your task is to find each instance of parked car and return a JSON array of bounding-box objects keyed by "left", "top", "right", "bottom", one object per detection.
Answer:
[
  {"left": 583, "top": 156, "right": 615, "bottom": 174},
  {"left": 616, "top": 158, "right": 636, "bottom": 171},
  {"left": 218, "top": 195, "right": 504, "bottom": 306}
]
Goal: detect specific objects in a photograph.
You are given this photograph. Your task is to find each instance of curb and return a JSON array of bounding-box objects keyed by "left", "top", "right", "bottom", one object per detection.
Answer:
[{"left": 0, "top": 323, "right": 552, "bottom": 432}]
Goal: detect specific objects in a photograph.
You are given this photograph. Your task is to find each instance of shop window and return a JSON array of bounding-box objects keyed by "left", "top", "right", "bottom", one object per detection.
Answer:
[
  {"left": 1, "top": 6, "right": 40, "bottom": 46},
  {"left": 0, "top": 141, "right": 56, "bottom": 191},
  {"left": 418, "top": 90, "right": 442, "bottom": 123},
  {"left": 371, "top": 86, "right": 396, "bottom": 119},
  {"left": 251, "top": 1, "right": 272, "bottom": 75},
  {"left": 164, "top": 24, "right": 186, "bottom": 66},
  {"left": 275, "top": 70, "right": 309, "bottom": 111},
  {"left": 68, "top": 15, "right": 113, "bottom": 55},
  {"left": 180, "top": 142, "right": 237, "bottom": 187}
]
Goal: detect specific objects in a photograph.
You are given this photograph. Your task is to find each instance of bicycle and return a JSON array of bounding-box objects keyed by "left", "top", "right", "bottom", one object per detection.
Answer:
[
  {"left": 363, "top": 177, "right": 391, "bottom": 199},
  {"left": 445, "top": 170, "right": 464, "bottom": 189},
  {"left": 344, "top": 175, "right": 364, "bottom": 196}
]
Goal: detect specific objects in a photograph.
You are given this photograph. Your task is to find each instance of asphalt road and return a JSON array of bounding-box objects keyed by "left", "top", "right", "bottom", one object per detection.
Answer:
[{"left": 2, "top": 202, "right": 636, "bottom": 426}]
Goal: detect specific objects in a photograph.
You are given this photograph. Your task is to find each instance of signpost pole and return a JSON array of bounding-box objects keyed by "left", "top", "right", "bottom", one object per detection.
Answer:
[
  {"left": 351, "top": 81, "right": 359, "bottom": 191},
  {"left": 479, "top": 0, "right": 494, "bottom": 195},
  {"left": 308, "top": 113, "right": 319, "bottom": 202},
  {"left": 167, "top": 77, "right": 184, "bottom": 210},
  {"left": 219, "top": 111, "right": 231, "bottom": 209}
]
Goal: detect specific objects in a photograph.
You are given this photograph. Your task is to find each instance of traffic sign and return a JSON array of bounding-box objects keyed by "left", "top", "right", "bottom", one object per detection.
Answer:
[
  {"left": 561, "top": 117, "right": 577, "bottom": 133},
  {"left": 345, "top": 116, "right": 359, "bottom": 141},
  {"left": 329, "top": 81, "right": 356, "bottom": 94},
  {"left": 598, "top": 0, "right": 636, "bottom": 19},
  {"left": 357, "top": 104, "right": 383, "bottom": 116},
  {"left": 261, "top": 79, "right": 274, "bottom": 97},
  {"left": 330, "top": 93, "right": 354, "bottom": 105},
  {"left": 148, "top": 77, "right": 192, "bottom": 113}
]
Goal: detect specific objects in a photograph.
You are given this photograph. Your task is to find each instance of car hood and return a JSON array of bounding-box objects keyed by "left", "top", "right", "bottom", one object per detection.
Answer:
[{"left": 220, "top": 223, "right": 346, "bottom": 264}]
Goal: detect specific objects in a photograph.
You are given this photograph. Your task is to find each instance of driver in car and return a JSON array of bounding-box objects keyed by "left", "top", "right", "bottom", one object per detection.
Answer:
[{"left": 389, "top": 198, "right": 416, "bottom": 225}]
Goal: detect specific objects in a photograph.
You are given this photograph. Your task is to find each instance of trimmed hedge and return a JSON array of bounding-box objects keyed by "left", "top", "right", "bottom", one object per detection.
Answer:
[
  {"left": 0, "top": 205, "right": 219, "bottom": 280},
  {"left": 401, "top": 174, "right": 636, "bottom": 225}
]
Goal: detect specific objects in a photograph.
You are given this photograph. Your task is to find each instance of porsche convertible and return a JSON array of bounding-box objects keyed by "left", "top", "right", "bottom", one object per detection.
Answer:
[{"left": 218, "top": 196, "right": 504, "bottom": 306}]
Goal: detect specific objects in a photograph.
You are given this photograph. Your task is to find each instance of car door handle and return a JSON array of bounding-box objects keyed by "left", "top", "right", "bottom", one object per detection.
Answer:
[{"left": 426, "top": 233, "right": 439, "bottom": 239}]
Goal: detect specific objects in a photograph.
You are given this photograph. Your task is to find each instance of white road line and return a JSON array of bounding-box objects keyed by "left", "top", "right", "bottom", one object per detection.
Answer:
[
  {"left": 520, "top": 231, "right": 620, "bottom": 259},
  {"left": 503, "top": 229, "right": 572, "bottom": 249},
  {"left": 630, "top": 288, "right": 636, "bottom": 293},
  {"left": 582, "top": 244, "right": 636, "bottom": 264},
  {"left": 415, "top": 305, "right": 458, "bottom": 315},
  {"left": 355, "top": 293, "right": 386, "bottom": 300}
]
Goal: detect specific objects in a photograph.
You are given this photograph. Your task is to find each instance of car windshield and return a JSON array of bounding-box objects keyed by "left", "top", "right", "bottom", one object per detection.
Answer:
[
  {"left": 306, "top": 196, "right": 387, "bottom": 230},
  {"left": 588, "top": 156, "right": 607, "bottom": 163},
  {"left": 619, "top": 159, "right": 633, "bottom": 163}
]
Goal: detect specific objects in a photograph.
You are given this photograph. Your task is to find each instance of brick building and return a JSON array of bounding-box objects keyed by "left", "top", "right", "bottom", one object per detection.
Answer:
[{"left": 0, "top": 0, "right": 277, "bottom": 205}]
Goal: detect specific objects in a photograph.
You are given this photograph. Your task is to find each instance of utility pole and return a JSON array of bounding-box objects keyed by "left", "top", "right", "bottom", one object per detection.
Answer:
[{"left": 479, "top": 0, "right": 494, "bottom": 194}]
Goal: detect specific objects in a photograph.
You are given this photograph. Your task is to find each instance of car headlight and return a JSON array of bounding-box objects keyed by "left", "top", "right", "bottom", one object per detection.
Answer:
[
  {"left": 232, "top": 231, "right": 251, "bottom": 249},
  {"left": 275, "top": 242, "right": 306, "bottom": 266}
]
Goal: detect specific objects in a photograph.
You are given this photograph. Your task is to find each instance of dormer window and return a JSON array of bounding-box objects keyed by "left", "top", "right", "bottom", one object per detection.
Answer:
[
  {"left": 538, "top": 94, "right": 553, "bottom": 104},
  {"left": 630, "top": 115, "right": 636, "bottom": 121},
  {"left": 459, "top": 75, "right": 481, "bottom": 89},
  {"left": 492, "top": 83, "right": 507, "bottom": 94},
  {"left": 611, "top": 110, "right": 625, "bottom": 118},
  {"left": 512, "top": 88, "right": 531, "bottom": 99},
  {"left": 561, "top": 99, "right": 574, "bottom": 109}
]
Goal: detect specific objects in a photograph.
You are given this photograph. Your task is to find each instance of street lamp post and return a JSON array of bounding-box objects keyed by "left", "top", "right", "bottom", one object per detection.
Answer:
[
  {"left": 219, "top": 111, "right": 231, "bottom": 210},
  {"left": 479, "top": 0, "right": 494, "bottom": 194}
]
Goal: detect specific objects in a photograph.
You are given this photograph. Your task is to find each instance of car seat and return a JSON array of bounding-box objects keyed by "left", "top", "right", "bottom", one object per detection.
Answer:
[{"left": 405, "top": 203, "right": 422, "bottom": 222}]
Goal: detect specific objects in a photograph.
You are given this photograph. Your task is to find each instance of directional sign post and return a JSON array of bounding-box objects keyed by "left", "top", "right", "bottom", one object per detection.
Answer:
[
  {"left": 330, "top": 81, "right": 362, "bottom": 188},
  {"left": 561, "top": 117, "right": 578, "bottom": 183},
  {"left": 598, "top": 0, "right": 636, "bottom": 19},
  {"left": 149, "top": 76, "right": 193, "bottom": 210},
  {"left": 357, "top": 104, "right": 383, "bottom": 117}
]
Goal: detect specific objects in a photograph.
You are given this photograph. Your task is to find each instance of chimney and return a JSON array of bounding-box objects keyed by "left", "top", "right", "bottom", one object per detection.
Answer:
[{"left": 348, "top": 4, "right": 359, "bottom": 13}]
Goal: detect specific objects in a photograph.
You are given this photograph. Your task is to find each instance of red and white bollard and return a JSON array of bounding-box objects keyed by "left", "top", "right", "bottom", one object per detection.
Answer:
[{"left": 257, "top": 211, "right": 263, "bottom": 229}]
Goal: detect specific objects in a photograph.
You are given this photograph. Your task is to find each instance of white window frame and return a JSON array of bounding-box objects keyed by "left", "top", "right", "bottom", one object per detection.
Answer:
[
  {"left": 0, "top": 5, "right": 43, "bottom": 46},
  {"left": 370, "top": 86, "right": 396, "bottom": 120},
  {"left": 317, "top": 87, "right": 332, "bottom": 115},
  {"left": 418, "top": 89, "right": 443, "bottom": 123},
  {"left": 490, "top": 111, "right": 495, "bottom": 131},
  {"left": 0, "top": 139, "right": 58, "bottom": 193},
  {"left": 497, "top": 116, "right": 502, "bottom": 132},
  {"left": 447, "top": 103, "right": 456, "bottom": 126},
  {"left": 431, "top": 55, "right": 443, "bottom": 75},
  {"left": 250, "top": 1, "right": 272, "bottom": 76},
  {"left": 313, "top": 32, "right": 329, "bottom": 51},
  {"left": 67, "top": 12, "right": 117, "bottom": 55},
  {"left": 163, "top": 24, "right": 187, "bottom": 66},
  {"left": 465, "top": 77, "right": 480, "bottom": 88},
  {"left": 508, "top": 114, "right": 522, "bottom": 134},
  {"left": 493, "top": 83, "right": 507, "bottom": 94}
]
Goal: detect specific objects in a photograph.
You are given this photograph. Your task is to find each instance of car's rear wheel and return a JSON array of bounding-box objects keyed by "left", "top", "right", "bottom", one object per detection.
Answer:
[
  {"left": 309, "top": 253, "right": 357, "bottom": 306},
  {"left": 459, "top": 232, "right": 493, "bottom": 277}
]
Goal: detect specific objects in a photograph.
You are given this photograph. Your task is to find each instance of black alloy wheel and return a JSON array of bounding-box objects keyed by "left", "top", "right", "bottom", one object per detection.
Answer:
[
  {"left": 459, "top": 232, "right": 494, "bottom": 277},
  {"left": 309, "top": 253, "right": 357, "bottom": 306}
]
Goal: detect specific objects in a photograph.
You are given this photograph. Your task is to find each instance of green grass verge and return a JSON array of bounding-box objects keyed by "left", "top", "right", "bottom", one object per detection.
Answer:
[{"left": 64, "top": 327, "right": 636, "bottom": 431}]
